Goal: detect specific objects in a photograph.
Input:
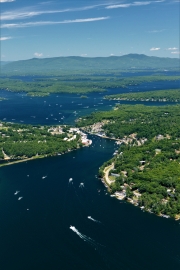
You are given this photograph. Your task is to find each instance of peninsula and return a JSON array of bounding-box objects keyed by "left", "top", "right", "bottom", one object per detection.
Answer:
[
  {"left": 77, "top": 104, "right": 180, "bottom": 220},
  {"left": 105, "top": 89, "right": 180, "bottom": 103},
  {"left": 0, "top": 122, "right": 91, "bottom": 166},
  {"left": 0, "top": 74, "right": 179, "bottom": 96}
]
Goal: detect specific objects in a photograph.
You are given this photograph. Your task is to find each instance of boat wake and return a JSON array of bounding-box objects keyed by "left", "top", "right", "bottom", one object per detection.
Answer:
[
  {"left": 69, "top": 225, "right": 105, "bottom": 250},
  {"left": 70, "top": 226, "right": 97, "bottom": 247},
  {"left": 87, "top": 216, "right": 101, "bottom": 223}
]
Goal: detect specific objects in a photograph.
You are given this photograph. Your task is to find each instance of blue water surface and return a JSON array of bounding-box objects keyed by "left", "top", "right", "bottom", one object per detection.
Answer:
[
  {"left": 0, "top": 78, "right": 179, "bottom": 125},
  {"left": 0, "top": 77, "right": 180, "bottom": 270}
]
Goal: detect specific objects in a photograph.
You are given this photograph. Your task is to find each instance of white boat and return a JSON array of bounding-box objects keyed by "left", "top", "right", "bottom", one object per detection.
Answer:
[
  {"left": 42, "top": 176, "right": 47, "bottom": 179},
  {"left": 14, "top": 191, "right": 20, "bottom": 195},
  {"left": 18, "top": 197, "right": 23, "bottom": 200},
  {"left": 69, "top": 178, "right": 73, "bottom": 183}
]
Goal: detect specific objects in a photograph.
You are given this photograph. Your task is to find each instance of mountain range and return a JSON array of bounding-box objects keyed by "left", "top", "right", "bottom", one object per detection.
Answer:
[{"left": 1, "top": 54, "right": 179, "bottom": 74}]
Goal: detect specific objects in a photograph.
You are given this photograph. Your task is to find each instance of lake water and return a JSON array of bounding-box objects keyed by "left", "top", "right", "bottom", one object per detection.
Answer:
[
  {"left": 2, "top": 70, "right": 180, "bottom": 81},
  {"left": 0, "top": 79, "right": 179, "bottom": 125},
  {"left": 0, "top": 78, "right": 180, "bottom": 269}
]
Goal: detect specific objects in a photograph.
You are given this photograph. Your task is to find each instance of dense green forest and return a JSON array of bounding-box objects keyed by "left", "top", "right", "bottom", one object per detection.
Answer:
[
  {"left": 101, "top": 139, "right": 180, "bottom": 219},
  {"left": 105, "top": 89, "right": 180, "bottom": 102},
  {"left": 0, "top": 75, "right": 179, "bottom": 96},
  {"left": 77, "top": 104, "right": 180, "bottom": 140},
  {"left": 0, "top": 122, "right": 83, "bottom": 162},
  {"left": 77, "top": 104, "right": 180, "bottom": 219}
]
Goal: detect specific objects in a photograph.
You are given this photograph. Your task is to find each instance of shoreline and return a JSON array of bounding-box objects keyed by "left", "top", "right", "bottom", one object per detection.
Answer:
[
  {"left": 80, "top": 129, "right": 121, "bottom": 142},
  {"left": 105, "top": 97, "right": 179, "bottom": 103},
  {"left": 0, "top": 155, "right": 46, "bottom": 167},
  {"left": 102, "top": 163, "right": 127, "bottom": 200},
  {"left": 101, "top": 163, "right": 180, "bottom": 220},
  {"left": 0, "top": 142, "right": 92, "bottom": 168}
]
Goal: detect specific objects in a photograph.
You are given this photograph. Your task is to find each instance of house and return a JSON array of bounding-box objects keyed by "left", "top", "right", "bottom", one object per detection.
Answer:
[
  {"left": 139, "top": 160, "right": 146, "bottom": 165},
  {"left": 111, "top": 173, "right": 120, "bottom": 177},
  {"left": 156, "top": 134, "right": 164, "bottom": 140}
]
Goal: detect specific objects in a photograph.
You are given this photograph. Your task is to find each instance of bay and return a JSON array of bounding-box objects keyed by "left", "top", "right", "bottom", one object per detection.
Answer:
[
  {"left": 1, "top": 136, "right": 180, "bottom": 270},
  {"left": 0, "top": 77, "right": 180, "bottom": 269},
  {"left": 0, "top": 79, "right": 179, "bottom": 125}
]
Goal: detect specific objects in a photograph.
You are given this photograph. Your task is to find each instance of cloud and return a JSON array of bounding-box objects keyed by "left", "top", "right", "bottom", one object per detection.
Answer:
[
  {"left": 106, "top": 1, "right": 151, "bottom": 9},
  {"left": 105, "top": 0, "right": 165, "bottom": 9},
  {"left": 0, "top": 36, "right": 12, "bottom": 40},
  {"left": 0, "top": 0, "right": 15, "bottom": 2},
  {"left": 1, "top": 3, "right": 108, "bottom": 21},
  {"left": 171, "top": 51, "right": 180, "bottom": 54},
  {"left": 34, "top": 52, "right": 43, "bottom": 57},
  {"left": 150, "top": 47, "right": 160, "bottom": 51},
  {"left": 133, "top": 1, "right": 151, "bottom": 6},
  {"left": 1, "top": 17, "right": 109, "bottom": 28},
  {"left": 167, "top": 47, "right": 178, "bottom": 50},
  {"left": 106, "top": 4, "right": 132, "bottom": 8}
]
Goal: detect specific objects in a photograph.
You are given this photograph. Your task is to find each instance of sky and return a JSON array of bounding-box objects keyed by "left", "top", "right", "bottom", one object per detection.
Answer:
[{"left": 0, "top": 0, "right": 179, "bottom": 61}]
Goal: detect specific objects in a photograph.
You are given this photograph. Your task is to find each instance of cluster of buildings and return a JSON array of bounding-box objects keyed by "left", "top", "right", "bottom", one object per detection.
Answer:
[
  {"left": 69, "top": 128, "right": 92, "bottom": 146},
  {"left": 48, "top": 126, "right": 92, "bottom": 146},
  {"left": 82, "top": 121, "right": 107, "bottom": 137}
]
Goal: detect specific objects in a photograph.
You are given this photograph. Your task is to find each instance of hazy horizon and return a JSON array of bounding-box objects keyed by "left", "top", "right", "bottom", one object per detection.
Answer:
[{"left": 1, "top": 53, "right": 180, "bottom": 63}]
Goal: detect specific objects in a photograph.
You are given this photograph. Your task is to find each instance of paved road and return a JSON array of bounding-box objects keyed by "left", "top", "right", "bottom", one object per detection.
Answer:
[{"left": 103, "top": 163, "right": 115, "bottom": 185}]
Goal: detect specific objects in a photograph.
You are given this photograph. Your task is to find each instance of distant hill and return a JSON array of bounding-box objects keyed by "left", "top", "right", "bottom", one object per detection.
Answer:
[
  {"left": 0, "top": 61, "right": 12, "bottom": 66},
  {"left": 1, "top": 54, "right": 179, "bottom": 75}
]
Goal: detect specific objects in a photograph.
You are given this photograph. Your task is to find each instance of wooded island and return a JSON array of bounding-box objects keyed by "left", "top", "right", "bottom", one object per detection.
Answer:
[{"left": 0, "top": 75, "right": 179, "bottom": 96}]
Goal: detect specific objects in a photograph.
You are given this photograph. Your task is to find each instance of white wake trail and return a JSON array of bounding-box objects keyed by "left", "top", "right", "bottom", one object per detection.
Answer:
[
  {"left": 87, "top": 216, "right": 101, "bottom": 223},
  {"left": 69, "top": 226, "right": 97, "bottom": 246}
]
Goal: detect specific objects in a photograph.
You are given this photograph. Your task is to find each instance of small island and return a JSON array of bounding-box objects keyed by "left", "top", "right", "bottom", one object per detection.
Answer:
[
  {"left": 77, "top": 104, "right": 180, "bottom": 220},
  {"left": 0, "top": 122, "right": 92, "bottom": 166}
]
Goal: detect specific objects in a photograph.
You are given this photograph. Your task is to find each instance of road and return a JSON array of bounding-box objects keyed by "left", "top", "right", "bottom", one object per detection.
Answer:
[{"left": 103, "top": 163, "right": 115, "bottom": 186}]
